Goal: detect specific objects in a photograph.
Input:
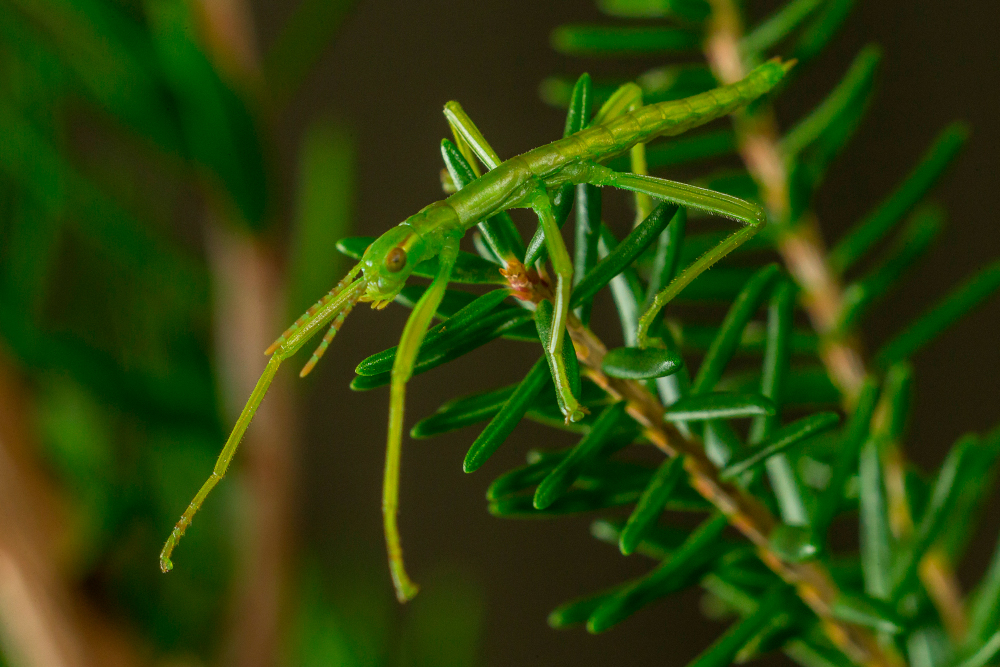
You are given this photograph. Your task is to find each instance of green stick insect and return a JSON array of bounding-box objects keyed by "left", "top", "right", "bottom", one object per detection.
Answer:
[{"left": 160, "top": 58, "right": 793, "bottom": 602}]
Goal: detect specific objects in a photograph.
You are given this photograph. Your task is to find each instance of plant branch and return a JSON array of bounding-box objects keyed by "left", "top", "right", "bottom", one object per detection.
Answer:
[
  {"left": 564, "top": 315, "right": 904, "bottom": 667},
  {"left": 702, "top": 0, "right": 968, "bottom": 640}
]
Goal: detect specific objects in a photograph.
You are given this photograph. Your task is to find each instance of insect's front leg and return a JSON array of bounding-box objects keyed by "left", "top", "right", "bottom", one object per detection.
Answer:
[
  {"left": 384, "top": 232, "right": 462, "bottom": 602},
  {"left": 530, "top": 187, "right": 586, "bottom": 423},
  {"left": 584, "top": 163, "right": 767, "bottom": 348}
]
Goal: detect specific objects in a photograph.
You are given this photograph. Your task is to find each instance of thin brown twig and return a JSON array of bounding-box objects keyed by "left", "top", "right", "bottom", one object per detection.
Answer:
[{"left": 703, "top": 0, "right": 968, "bottom": 640}]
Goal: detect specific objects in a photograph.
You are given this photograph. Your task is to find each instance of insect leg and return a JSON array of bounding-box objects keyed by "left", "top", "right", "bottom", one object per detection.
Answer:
[
  {"left": 584, "top": 164, "right": 766, "bottom": 348},
  {"left": 530, "top": 188, "right": 586, "bottom": 423},
  {"left": 160, "top": 273, "right": 366, "bottom": 572},
  {"left": 591, "top": 82, "right": 654, "bottom": 223},
  {"left": 384, "top": 232, "right": 462, "bottom": 602},
  {"left": 443, "top": 100, "right": 501, "bottom": 174}
]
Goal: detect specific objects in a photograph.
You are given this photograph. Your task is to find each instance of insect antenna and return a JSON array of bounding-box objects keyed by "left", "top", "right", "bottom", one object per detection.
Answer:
[
  {"left": 266, "top": 264, "right": 363, "bottom": 356},
  {"left": 299, "top": 286, "right": 362, "bottom": 377}
]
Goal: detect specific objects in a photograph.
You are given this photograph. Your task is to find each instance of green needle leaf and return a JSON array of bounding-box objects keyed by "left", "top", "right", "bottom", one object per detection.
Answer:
[
  {"left": 829, "top": 593, "right": 905, "bottom": 634},
  {"left": 859, "top": 434, "right": 892, "bottom": 600},
  {"left": 663, "top": 393, "right": 776, "bottom": 422},
  {"left": 719, "top": 365, "right": 839, "bottom": 406},
  {"left": 411, "top": 384, "right": 517, "bottom": 439},
  {"left": 830, "top": 122, "right": 969, "bottom": 273},
  {"left": 601, "top": 347, "right": 683, "bottom": 380},
  {"left": 487, "top": 450, "right": 567, "bottom": 501},
  {"left": 876, "top": 259, "right": 1000, "bottom": 367},
  {"left": 692, "top": 264, "right": 781, "bottom": 393},
  {"left": 595, "top": 0, "right": 710, "bottom": 22},
  {"left": 792, "top": 0, "right": 856, "bottom": 64},
  {"left": 570, "top": 202, "right": 679, "bottom": 309},
  {"left": 551, "top": 25, "right": 701, "bottom": 57},
  {"left": 574, "top": 183, "right": 602, "bottom": 324},
  {"left": 741, "top": 0, "right": 826, "bottom": 58},
  {"left": 686, "top": 587, "right": 792, "bottom": 667},
  {"left": 619, "top": 456, "right": 686, "bottom": 555},
  {"left": 464, "top": 358, "right": 550, "bottom": 473},
  {"left": 955, "top": 631, "right": 1000, "bottom": 667},
  {"left": 969, "top": 534, "right": 1000, "bottom": 651},
  {"left": 548, "top": 586, "right": 621, "bottom": 629},
  {"left": 534, "top": 402, "right": 629, "bottom": 509},
  {"left": 587, "top": 513, "right": 729, "bottom": 633},
  {"left": 720, "top": 413, "right": 839, "bottom": 480},
  {"left": 355, "top": 290, "right": 512, "bottom": 376}
]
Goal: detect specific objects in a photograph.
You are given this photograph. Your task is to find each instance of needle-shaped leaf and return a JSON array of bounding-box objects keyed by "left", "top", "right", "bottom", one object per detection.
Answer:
[
  {"left": 692, "top": 264, "right": 781, "bottom": 393},
  {"left": 792, "top": 0, "right": 856, "bottom": 64},
  {"left": 740, "top": 0, "right": 826, "bottom": 58},
  {"left": 534, "top": 402, "right": 629, "bottom": 509},
  {"left": 954, "top": 632, "right": 1000, "bottom": 667},
  {"left": 574, "top": 181, "right": 602, "bottom": 323},
  {"left": 619, "top": 456, "right": 686, "bottom": 555},
  {"left": 487, "top": 450, "right": 567, "bottom": 501},
  {"left": 859, "top": 435, "right": 892, "bottom": 600},
  {"left": 587, "top": 513, "right": 729, "bottom": 633},
  {"left": 411, "top": 384, "right": 517, "bottom": 439},
  {"left": 811, "top": 378, "right": 880, "bottom": 549},
  {"left": 720, "top": 413, "right": 839, "bottom": 480},
  {"left": 672, "top": 321, "right": 817, "bottom": 356},
  {"left": 595, "top": 0, "right": 710, "bottom": 22},
  {"left": 876, "top": 259, "right": 1000, "bottom": 367},
  {"left": 890, "top": 434, "right": 976, "bottom": 600},
  {"left": 441, "top": 139, "right": 524, "bottom": 262},
  {"left": 969, "top": 532, "right": 1000, "bottom": 649},
  {"left": 547, "top": 585, "right": 623, "bottom": 629},
  {"left": 551, "top": 25, "right": 701, "bottom": 57},
  {"left": 570, "top": 202, "right": 679, "bottom": 309},
  {"left": 602, "top": 347, "right": 683, "bottom": 380},
  {"left": 464, "top": 358, "right": 550, "bottom": 473},
  {"left": 595, "top": 519, "right": 692, "bottom": 561},
  {"left": 829, "top": 593, "right": 904, "bottom": 634},
  {"left": 663, "top": 393, "right": 776, "bottom": 422},
  {"left": 783, "top": 45, "right": 881, "bottom": 160},
  {"left": 719, "top": 366, "right": 839, "bottom": 406},
  {"left": 356, "top": 289, "right": 510, "bottom": 376},
  {"left": 830, "top": 123, "right": 969, "bottom": 273},
  {"left": 648, "top": 130, "right": 736, "bottom": 169},
  {"left": 686, "top": 587, "right": 792, "bottom": 667},
  {"left": 334, "top": 236, "right": 506, "bottom": 284},
  {"left": 351, "top": 310, "right": 532, "bottom": 391},
  {"left": 840, "top": 205, "right": 943, "bottom": 330}
]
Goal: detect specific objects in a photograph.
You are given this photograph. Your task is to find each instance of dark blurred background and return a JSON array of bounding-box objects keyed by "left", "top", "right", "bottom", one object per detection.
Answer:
[{"left": 0, "top": 0, "right": 997, "bottom": 665}]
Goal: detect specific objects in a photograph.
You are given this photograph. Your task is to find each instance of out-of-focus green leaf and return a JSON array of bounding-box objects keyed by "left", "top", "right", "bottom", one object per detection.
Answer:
[
  {"left": 663, "top": 393, "right": 776, "bottom": 422},
  {"left": 602, "top": 347, "right": 683, "bottom": 380},
  {"left": 719, "top": 365, "right": 839, "bottom": 406},
  {"left": 399, "top": 568, "right": 484, "bottom": 667},
  {"left": 574, "top": 182, "right": 601, "bottom": 325},
  {"left": 595, "top": 0, "right": 710, "bottom": 22},
  {"left": 534, "top": 402, "right": 629, "bottom": 509},
  {"left": 839, "top": 205, "right": 943, "bottom": 330},
  {"left": 859, "top": 436, "right": 892, "bottom": 600},
  {"left": 955, "top": 631, "right": 1000, "bottom": 667},
  {"left": 792, "top": 0, "right": 856, "bottom": 64},
  {"left": 783, "top": 46, "right": 881, "bottom": 160},
  {"left": 551, "top": 25, "right": 701, "bottom": 57},
  {"left": 670, "top": 321, "right": 818, "bottom": 356},
  {"left": 829, "top": 593, "right": 904, "bottom": 634},
  {"left": 263, "top": 0, "right": 356, "bottom": 105},
  {"left": 876, "top": 259, "right": 1000, "bottom": 367},
  {"left": 412, "top": 385, "right": 516, "bottom": 439},
  {"left": 287, "top": 119, "right": 354, "bottom": 318},
  {"left": 969, "top": 532, "right": 1000, "bottom": 652},
  {"left": 830, "top": 123, "right": 968, "bottom": 273},
  {"left": 692, "top": 264, "right": 780, "bottom": 393},
  {"left": 740, "top": 0, "right": 825, "bottom": 58},
  {"left": 144, "top": 0, "right": 269, "bottom": 229},
  {"left": 686, "top": 587, "right": 791, "bottom": 667},
  {"left": 720, "top": 413, "right": 839, "bottom": 480},
  {"left": 618, "top": 456, "right": 686, "bottom": 555},
  {"left": 464, "top": 358, "right": 549, "bottom": 473}
]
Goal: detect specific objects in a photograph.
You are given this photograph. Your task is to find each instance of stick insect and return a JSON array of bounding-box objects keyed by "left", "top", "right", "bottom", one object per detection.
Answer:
[{"left": 160, "top": 58, "right": 793, "bottom": 602}]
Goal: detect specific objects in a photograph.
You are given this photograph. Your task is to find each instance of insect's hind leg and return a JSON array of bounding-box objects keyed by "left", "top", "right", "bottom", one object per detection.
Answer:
[
  {"left": 584, "top": 164, "right": 767, "bottom": 348},
  {"left": 443, "top": 100, "right": 502, "bottom": 174}
]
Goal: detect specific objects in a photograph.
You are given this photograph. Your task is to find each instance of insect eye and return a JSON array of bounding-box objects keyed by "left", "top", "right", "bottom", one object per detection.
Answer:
[{"left": 385, "top": 247, "right": 407, "bottom": 273}]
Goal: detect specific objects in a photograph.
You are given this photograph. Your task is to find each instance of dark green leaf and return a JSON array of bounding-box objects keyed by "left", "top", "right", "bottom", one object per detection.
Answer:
[
  {"left": 686, "top": 587, "right": 791, "bottom": 667},
  {"left": 464, "top": 358, "right": 550, "bottom": 473},
  {"left": 792, "top": 0, "right": 856, "bottom": 64},
  {"left": 663, "top": 393, "right": 776, "bottom": 422},
  {"left": 830, "top": 123, "right": 969, "bottom": 273},
  {"left": 587, "top": 514, "right": 729, "bottom": 633},
  {"left": 571, "top": 202, "right": 679, "bottom": 308},
  {"left": 548, "top": 585, "right": 621, "bottom": 629},
  {"left": 412, "top": 384, "right": 516, "bottom": 439},
  {"left": 720, "top": 413, "right": 840, "bottom": 480},
  {"left": 619, "top": 456, "right": 687, "bottom": 555},
  {"left": 969, "top": 533, "right": 1000, "bottom": 651},
  {"left": 692, "top": 264, "right": 781, "bottom": 393},
  {"left": 355, "top": 289, "right": 510, "bottom": 376},
  {"left": 670, "top": 321, "right": 818, "bottom": 356},
  {"left": 741, "top": 0, "right": 826, "bottom": 58},
  {"left": 839, "top": 205, "right": 943, "bottom": 330},
  {"left": 551, "top": 25, "right": 701, "bottom": 57},
  {"left": 574, "top": 182, "right": 602, "bottom": 324},
  {"left": 829, "top": 594, "right": 904, "bottom": 634},
  {"left": 602, "top": 347, "right": 683, "bottom": 380},
  {"left": 534, "top": 402, "right": 629, "bottom": 509},
  {"left": 719, "top": 366, "right": 839, "bottom": 406},
  {"left": 876, "top": 259, "right": 1000, "bottom": 367},
  {"left": 595, "top": 0, "right": 710, "bottom": 22},
  {"left": 955, "top": 631, "right": 1000, "bottom": 667},
  {"left": 858, "top": 436, "right": 892, "bottom": 600}
]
